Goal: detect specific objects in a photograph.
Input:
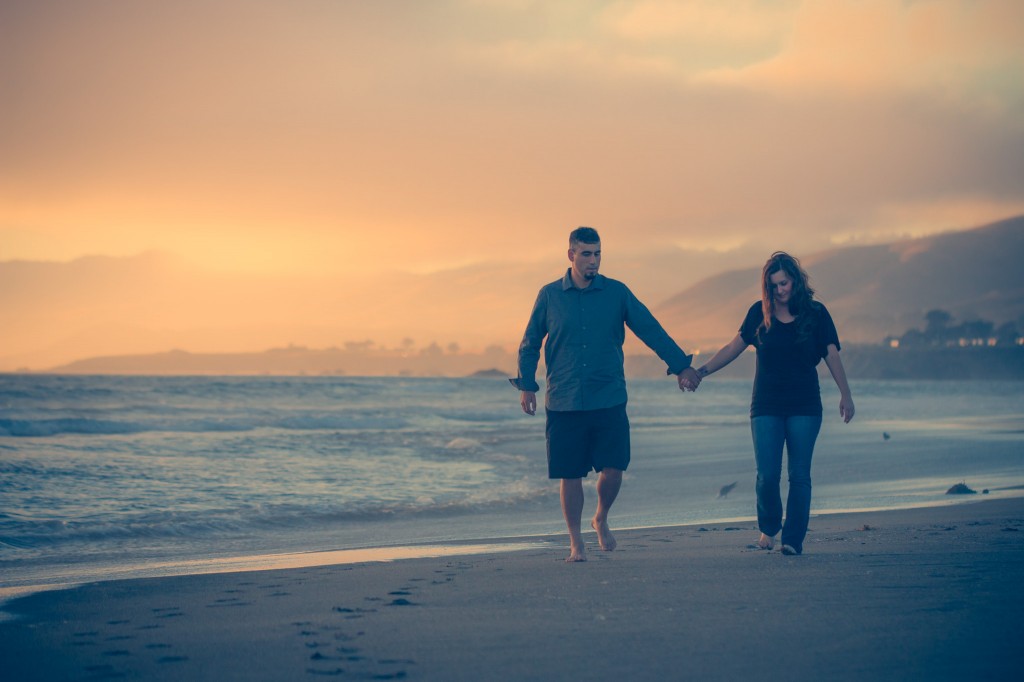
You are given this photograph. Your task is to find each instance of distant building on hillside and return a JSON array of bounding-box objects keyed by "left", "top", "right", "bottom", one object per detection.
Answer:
[{"left": 885, "top": 310, "right": 1022, "bottom": 349}]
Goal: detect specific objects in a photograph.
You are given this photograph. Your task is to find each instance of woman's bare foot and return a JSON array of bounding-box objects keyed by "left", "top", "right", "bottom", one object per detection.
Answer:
[
  {"left": 591, "top": 518, "right": 617, "bottom": 551},
  {"left": 757, "top": 533, "right": 775, "bottom": 550}
]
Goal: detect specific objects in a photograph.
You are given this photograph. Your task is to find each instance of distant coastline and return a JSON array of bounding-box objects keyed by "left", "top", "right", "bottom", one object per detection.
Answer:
[
  {"left": 635, "top": 345, "right": 1024, "bottom": 381},
  {"left": 12, "top": 344, "right": 1024, "bottom": 380},
  {"left": 838, "top": 345, "right": 1024, "bottom": 381}
]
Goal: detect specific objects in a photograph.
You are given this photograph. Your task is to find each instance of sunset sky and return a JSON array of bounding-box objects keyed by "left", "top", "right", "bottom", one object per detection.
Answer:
[{"left": 2, "top": 0, "right": 1024, "bottom": 368}]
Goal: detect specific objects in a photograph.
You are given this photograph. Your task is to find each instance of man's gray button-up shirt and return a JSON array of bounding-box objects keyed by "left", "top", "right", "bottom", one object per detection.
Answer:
[{"left": 510, "top": 270, "right": 692, "bottom": 412}]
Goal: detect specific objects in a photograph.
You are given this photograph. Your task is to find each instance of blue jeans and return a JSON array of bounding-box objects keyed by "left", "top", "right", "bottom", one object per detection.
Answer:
[{"left": 751, "top": 415, "right": 822, "bottom": 554}]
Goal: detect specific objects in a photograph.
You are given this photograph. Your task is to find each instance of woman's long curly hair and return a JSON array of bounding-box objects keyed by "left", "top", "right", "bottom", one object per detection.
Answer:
[{"left": 761, "top": 251, "right": 816, "bottom": 336}]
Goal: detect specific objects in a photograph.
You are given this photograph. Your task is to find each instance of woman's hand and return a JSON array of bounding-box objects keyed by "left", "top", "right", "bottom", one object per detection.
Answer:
[{"left": 840, "top": 394, "right": 855, "bottom": 423}]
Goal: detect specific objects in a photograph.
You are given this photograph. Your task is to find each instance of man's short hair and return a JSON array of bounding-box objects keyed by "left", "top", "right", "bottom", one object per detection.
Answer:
[{"left": 569, "top": 226, "right": 600, "bottom": 248}]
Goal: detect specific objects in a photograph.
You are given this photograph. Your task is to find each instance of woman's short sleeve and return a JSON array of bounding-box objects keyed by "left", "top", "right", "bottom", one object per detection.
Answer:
[
  {"left": 739, "top": 302, "right": 763, "bottom": 346},
  {"left": 816, "top": 304, "right": 841, "bottom": 358}
]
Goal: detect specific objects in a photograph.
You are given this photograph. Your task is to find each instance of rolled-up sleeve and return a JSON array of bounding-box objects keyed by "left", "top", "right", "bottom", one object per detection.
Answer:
[
  {"left": 623, "top": 287, "right": 692, "bottom": 375},
  {"left": 509, "top": 288, "right": 547, "bottom": 392}
]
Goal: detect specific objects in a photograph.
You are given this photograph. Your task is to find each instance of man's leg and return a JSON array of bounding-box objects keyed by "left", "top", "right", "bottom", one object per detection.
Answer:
[
  {"left": 591, "top": 467, "right": 621, "bottom": 551},
  {"left": 561, "top": 478, "right": 586, "bottom": 562},
  {"left": 589, "top": 404, "right": 629, "bottom": 552}
]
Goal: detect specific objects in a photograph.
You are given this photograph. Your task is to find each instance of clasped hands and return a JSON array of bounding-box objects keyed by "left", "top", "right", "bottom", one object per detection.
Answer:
[{"left": 677, "top": 366, "right": 702, "bottom": 392}]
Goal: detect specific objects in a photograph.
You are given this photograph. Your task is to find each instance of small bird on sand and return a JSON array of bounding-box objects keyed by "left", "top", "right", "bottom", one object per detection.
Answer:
[{"left": 717, "top": 481, "right": 738, "bottom": 499}]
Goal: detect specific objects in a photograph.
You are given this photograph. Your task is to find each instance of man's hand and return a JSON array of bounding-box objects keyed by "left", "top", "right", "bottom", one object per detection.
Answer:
[
  {"left": 677, "top": 367, "right": 701, "bottom": 392},
  {"left": 520, "top": 391, "right": 537, "bottom": 415}
]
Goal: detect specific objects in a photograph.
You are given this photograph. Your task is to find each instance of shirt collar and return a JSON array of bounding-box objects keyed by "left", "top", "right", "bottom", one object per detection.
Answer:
[{"left": 561, "top": 268, "right": 605, "bottom": 291}]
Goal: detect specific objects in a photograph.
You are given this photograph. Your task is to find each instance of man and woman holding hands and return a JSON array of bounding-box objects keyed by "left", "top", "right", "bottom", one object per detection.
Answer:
[{"left": 512, "top": 227, "right": 854, "bottom": 561}]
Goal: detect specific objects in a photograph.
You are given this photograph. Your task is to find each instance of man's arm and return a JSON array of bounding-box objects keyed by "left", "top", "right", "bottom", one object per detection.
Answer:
[
  {"left": 622, "top": 286, "right": 692, "bottom": 376},
  {"left": 509, "top": 289, "right": 547, "bottom": 413}
]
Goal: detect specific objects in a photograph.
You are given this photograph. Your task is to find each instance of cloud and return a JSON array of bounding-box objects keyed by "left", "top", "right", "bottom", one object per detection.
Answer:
[
  {"left": 458, "top": 1, "right": 791, "bottom": 85},
  {"left": 601, "top": 0, "right": 792, "bottom": 47},
  {"left": 831, "top": 197, "right": 1024, "bottom": 246},
  {"left": 0, "top": 0, "right": 1022, "bottom": 276},
  {"left": 696, "top": 0, "right": 1024, "bottom": 103}
]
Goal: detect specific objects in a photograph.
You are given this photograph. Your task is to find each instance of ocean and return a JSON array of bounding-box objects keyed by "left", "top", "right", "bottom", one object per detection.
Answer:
[{"left": 2, "top": 374, "right": 1022, "bottom": 593}]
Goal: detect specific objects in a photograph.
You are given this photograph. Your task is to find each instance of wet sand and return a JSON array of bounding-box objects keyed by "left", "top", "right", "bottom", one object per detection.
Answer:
[{"left": 2, "top": 497, "right": 1022, "bottom": 681}]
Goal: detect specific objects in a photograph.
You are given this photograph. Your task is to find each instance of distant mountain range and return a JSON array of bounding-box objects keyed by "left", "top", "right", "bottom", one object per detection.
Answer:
[
  {"left": 655, "top": 215, "right": 1024, "bottom": 348},
  {"left": 0, "top": 236, "right": 765, "bottom": 371},
  {"left": 2, "top": 216, "right": 1022, "bottom": 373}
]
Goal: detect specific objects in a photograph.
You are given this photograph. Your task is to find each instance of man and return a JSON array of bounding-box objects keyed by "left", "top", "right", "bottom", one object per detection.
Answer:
[{"left": 511, "top": 227, "right": 701, "bottom": 562}]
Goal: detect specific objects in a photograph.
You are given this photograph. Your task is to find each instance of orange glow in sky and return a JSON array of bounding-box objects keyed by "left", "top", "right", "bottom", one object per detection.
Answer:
[{"left": 2, "top": 1, "right": 1023, "bottom": 369}]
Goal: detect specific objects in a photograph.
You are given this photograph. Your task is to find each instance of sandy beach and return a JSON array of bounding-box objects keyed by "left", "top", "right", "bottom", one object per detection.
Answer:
[{"left": 2, "top": 496, "right": 1022, "bottom": 681}]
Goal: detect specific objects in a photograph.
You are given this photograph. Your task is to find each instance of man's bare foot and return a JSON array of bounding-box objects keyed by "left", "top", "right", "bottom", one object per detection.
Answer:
[
  {"left": 757, "top": 533, "right": 775, "bottom": 550},
  {"left": 566, "top": 542, "right": 587, "bottom": 562},
  {"left": 591, "top": 518, "right": 617, "bottom": 551}
]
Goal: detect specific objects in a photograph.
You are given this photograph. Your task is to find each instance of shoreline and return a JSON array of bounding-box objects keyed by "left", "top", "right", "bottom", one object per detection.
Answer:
[
  {"left": 2, "top": 496, "right": 1022, "bottom": 680},
  {"left": 3, "top": 491, "right": 1022, "bottom": 605},
  {"left": 5, "top": 491, "right": 1021, "bottom": 605}
]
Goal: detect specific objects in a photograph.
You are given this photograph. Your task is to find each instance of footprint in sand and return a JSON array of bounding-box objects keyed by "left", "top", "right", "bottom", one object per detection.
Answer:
[
  {"left": 71, "top": 631, "right": 98, "bottom": 646},
  {"left": 332, "top": 630, "right": 365, "bottom": 642},
  {"left": 387, "top": 598, "right": 418, "bottom": 606},
  {"left": 310, "top": 652, "right": 346, "bottom": 662},
  {"left": 332, "top": 606, "right": 377, "bottom": 619},
  {"left": 206, "top": 598, "right": 252, "bottom": 608},
  {"left": 153, "top": 607, "right": 184, "bottom": 619},
  {"left": 84, "top": 664, "right": 122, "bottom": 678}
]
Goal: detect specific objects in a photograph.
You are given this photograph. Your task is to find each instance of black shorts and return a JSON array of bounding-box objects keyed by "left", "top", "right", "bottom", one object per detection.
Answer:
[{"left": 545, "top": 403, "right": 630, "bottom": 479}]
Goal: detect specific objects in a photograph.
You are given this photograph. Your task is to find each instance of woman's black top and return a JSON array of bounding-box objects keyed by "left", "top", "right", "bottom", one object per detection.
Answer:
[{"left": 739, "top": 300, "right": 840, "bottom": 418}]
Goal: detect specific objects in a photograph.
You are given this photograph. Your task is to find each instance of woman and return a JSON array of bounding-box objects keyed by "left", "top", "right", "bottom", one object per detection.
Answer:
[{"left": 695, "top": 252, "right": 854, "bottom": 555}]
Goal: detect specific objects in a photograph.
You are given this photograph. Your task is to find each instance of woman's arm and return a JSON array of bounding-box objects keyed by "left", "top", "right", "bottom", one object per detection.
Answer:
[
  {"left": 823, "top": 343, "right": 855, "bottom": 422},
  {"left": 697, "top": 333, "right": 749, "bottom": 378}
]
